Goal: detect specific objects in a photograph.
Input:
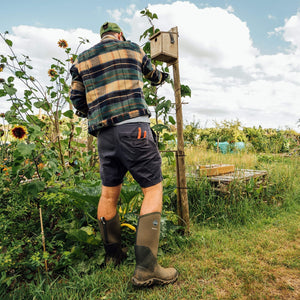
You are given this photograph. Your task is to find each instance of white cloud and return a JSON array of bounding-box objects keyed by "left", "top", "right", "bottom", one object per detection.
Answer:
[
  {"left": 254, "top": 52, "right": 300, "bottom": 82},
  {"left": 276, "top": 12, "right": 300, "bottom": 53},
  {"left": 107, "top": 9, "right": 123, "bottom": 23},
  {"left": 126, "top": 4, "right": 137, "bottom": 16},
  {"left": 107, "top": 5, "right": 137, "bottom": 23},
  {"left": 129, "top": 1, "right": 258, "bottom": 69},
  {"left": 226, "top": 5, "right": 235, "bottom": 13},
  {"left": 180, "top": 76, "right": 300, "bottom": 129},
  {"left": 268, "top": 14, "right": 276, "bottom": 20}
]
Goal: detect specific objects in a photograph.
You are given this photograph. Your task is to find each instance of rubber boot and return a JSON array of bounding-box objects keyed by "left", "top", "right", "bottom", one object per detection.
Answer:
[
  {"left": 98, "top": 213, "right": 127, "bottom": 266},
  {"left": 132, "top": 212, "right": 178, "bottom": 287}
]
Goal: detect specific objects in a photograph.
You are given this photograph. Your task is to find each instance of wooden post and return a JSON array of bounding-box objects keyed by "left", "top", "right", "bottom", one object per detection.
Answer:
[
  {"left": 171, "top": 27, "right": 190, "bottom": 233},
  {"left": 175, "top": 151, "right": 182, "bottom": 222},
  {"left": 39, "top": 206, "right": 48, "bottom": 272}
]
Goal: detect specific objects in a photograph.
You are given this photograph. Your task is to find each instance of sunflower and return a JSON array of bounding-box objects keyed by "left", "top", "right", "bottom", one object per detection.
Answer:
[
  {"left": 58, "top": 39, "right": 68, "bottom": 48},
  {"left": 0, "top": 64, "right": 4, "bottom": 72},
  {"left": 0, "top": 128, "right": 4, "bottom": 137},
  {"left": 0, "top": 113, "right": 5, "bottom": 118},
  {"left": 48, "top": 68, "right": 57, "bottom": 77},
  {"left": 11, "top": 125, "right": 28, "bottom": 140}
]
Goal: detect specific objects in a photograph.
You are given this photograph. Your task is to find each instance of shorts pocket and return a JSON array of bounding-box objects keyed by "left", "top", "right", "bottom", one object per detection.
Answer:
[{"left": 118, "top": 124, "right": 152, "bottom": 148}]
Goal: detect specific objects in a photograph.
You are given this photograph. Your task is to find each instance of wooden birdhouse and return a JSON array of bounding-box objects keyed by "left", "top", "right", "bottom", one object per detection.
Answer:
[{"left": 149, "top": 27, "right": 178, "bottom": 63}]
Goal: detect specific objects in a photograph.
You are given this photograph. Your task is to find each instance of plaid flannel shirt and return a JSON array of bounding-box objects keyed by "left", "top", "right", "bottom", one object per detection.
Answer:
[{"left": 70, "top": 36, "right": 163, "bottom": 136}]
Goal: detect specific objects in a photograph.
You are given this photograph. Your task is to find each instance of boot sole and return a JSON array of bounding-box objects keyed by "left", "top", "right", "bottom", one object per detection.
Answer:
[{"left": 131, "top": 273, "right": 178, "bottom": 287}]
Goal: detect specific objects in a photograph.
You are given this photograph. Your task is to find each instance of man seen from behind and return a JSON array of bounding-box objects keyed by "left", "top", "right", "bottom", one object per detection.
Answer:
[{"left": 70, "top": 22, "right": 178, "bottom": 287}]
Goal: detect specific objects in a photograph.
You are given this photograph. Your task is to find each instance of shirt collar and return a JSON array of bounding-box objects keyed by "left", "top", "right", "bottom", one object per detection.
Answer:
[{"left": 102, "top": 35, "right": 118, "bottom": 41}]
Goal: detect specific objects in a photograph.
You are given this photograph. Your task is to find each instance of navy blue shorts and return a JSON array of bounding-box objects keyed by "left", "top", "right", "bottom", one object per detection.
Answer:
[{"left": 97, "top": 123, "right": 163, "bottom": 188}]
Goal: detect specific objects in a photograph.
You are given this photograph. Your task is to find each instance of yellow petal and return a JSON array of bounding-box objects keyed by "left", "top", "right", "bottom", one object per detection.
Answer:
[{"left": 121, "top": 223, "right": 136, "bottom": 232}]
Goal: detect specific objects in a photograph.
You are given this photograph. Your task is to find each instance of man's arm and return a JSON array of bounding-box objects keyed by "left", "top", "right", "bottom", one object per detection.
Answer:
[
  {"left": 70, "top": 63, "right": 89, "bottom": 118},
  {"left": 140, "top": 49, "right": 168, "bottom": 86}
]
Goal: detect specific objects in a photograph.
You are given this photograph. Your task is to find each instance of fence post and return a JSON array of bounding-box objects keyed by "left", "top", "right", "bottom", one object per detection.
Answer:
[{"left": 171, "top": 27, "right": 190, "bottom": 233}]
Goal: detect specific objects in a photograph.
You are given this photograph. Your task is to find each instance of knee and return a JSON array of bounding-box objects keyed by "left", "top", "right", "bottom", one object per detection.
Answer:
[{"left": 142, "top": 182, "right": 163, "bottom": 197}]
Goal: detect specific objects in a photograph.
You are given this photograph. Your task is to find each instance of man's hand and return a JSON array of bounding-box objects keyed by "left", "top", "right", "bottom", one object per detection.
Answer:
[
  {"left": 75, "top": 111, "right": 88, "bottom": 118},
  {"left": 151, "top": 72, "right": 169, "bottom": 86},
  {"left": 161, "top": 72, "right": 169, "bottom": 82}
]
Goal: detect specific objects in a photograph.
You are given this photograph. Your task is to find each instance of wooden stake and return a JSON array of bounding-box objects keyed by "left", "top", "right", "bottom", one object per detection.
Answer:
[
  {"left": 39, "top": 206, "right": 48, "bottom": 272},
  {"left": 171, "top": 27, "right": 190, "bottom": 233},
  {"left": 175, "top": 151, "right": 182, "bottom": 223}
]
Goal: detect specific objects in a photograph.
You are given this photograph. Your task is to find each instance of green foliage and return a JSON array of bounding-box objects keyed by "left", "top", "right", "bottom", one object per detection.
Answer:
[
  {"left": 243, "top": 126, "right": 299, "bottom": 153},
  {"left": 183, "top": 119, "right": 299, "bottom": 153},
  {"left": 180, "top": 84, "right": 192, "bottom": 98},
  {"left": 0, "top": 31, "right": 105, "bottom": 290}
]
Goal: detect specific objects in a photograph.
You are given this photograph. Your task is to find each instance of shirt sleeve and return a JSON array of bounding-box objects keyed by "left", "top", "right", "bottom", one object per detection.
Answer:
[
  {"left": 140, "top": 49, "right": 163, "bottom": 85},
  {"left": 70, "top": 62, "right": 89, "bottom": 117}
]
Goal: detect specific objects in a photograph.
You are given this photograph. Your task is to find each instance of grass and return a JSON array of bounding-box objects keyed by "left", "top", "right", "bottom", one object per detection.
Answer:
[
  {"left": 182, "top": 209, "right": 300, "bottom": 299},
  {"left": 184, "top": 146, "right": 258, "bottom": 170},
  {"left": 4, "top": 149, "right": 300, "bottom": 299},
  {"left": 6, "top": 202, "right": 299, "bottom": 299}
]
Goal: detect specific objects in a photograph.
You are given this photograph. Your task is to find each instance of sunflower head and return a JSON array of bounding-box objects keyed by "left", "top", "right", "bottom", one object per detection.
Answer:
[
  {"left": 11, "top": 125, "right": 28, "bottom": 140},
  {"left": 0, "top": 64, "right": 4, "bottom": 72},
  {"left": 58, "top": 39, "right": 68, "bottom": 48},
  {"left": 0, "top": 113, "right": 5, "bottom": 118},
  {"left": 48, "top": 68, "right": 57, "bottom": 77}
]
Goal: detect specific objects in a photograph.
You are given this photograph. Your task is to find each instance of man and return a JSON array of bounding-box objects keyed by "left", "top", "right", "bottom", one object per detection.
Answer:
[{"left": 70, "top": 22, "right": 178, "bottom": 287}]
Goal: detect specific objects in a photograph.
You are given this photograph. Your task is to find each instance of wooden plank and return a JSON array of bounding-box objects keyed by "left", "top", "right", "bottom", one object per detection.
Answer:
[{"left": 199, "top": 164, "right": 235, "bottom": 177}]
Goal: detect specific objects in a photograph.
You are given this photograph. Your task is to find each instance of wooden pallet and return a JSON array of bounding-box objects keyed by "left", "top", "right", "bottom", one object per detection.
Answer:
[
  {"left": 208, "top": 169, "right": 268, "bottom": 183},
  {"left": 207, "top": 169, "right": 268, "bottom": 193},
  {"left": 188, "top": 166, "right": 268, "bottom": 193}
]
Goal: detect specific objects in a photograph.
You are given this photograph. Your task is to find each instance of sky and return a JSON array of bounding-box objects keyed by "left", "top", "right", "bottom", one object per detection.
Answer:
[{"left": 1, "top": 0, "right": 300, "bottom": 131}]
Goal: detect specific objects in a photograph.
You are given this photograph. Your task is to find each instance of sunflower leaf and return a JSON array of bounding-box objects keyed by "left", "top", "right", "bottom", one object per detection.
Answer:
[
  {"left": 63, "top": 110, "right": 74, "bottom": 119},
  {"left": 16, "top": 143, "right": 35, "bottom": 156},
  {"left": 3, "top": 84, "right": 17, "bottom": 96}
]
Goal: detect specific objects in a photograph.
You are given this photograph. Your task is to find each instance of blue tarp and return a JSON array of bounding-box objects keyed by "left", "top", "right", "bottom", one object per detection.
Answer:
[{"left": 215, "top": 142, "right": 245, "bottom": 154}]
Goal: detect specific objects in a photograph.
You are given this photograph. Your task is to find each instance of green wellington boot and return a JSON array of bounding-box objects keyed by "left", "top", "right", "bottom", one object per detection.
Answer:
[
  {"left": 132, "top": 212, "right": 178, "bottom": 287},
  {"left": 98, "top": 213, "right": 127, "bottom": 266}
]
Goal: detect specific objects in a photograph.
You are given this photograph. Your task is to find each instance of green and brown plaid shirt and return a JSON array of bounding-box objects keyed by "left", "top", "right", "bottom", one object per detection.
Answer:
[{"left": 70, "top": 36, "right": 163, "bottom": 136}]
